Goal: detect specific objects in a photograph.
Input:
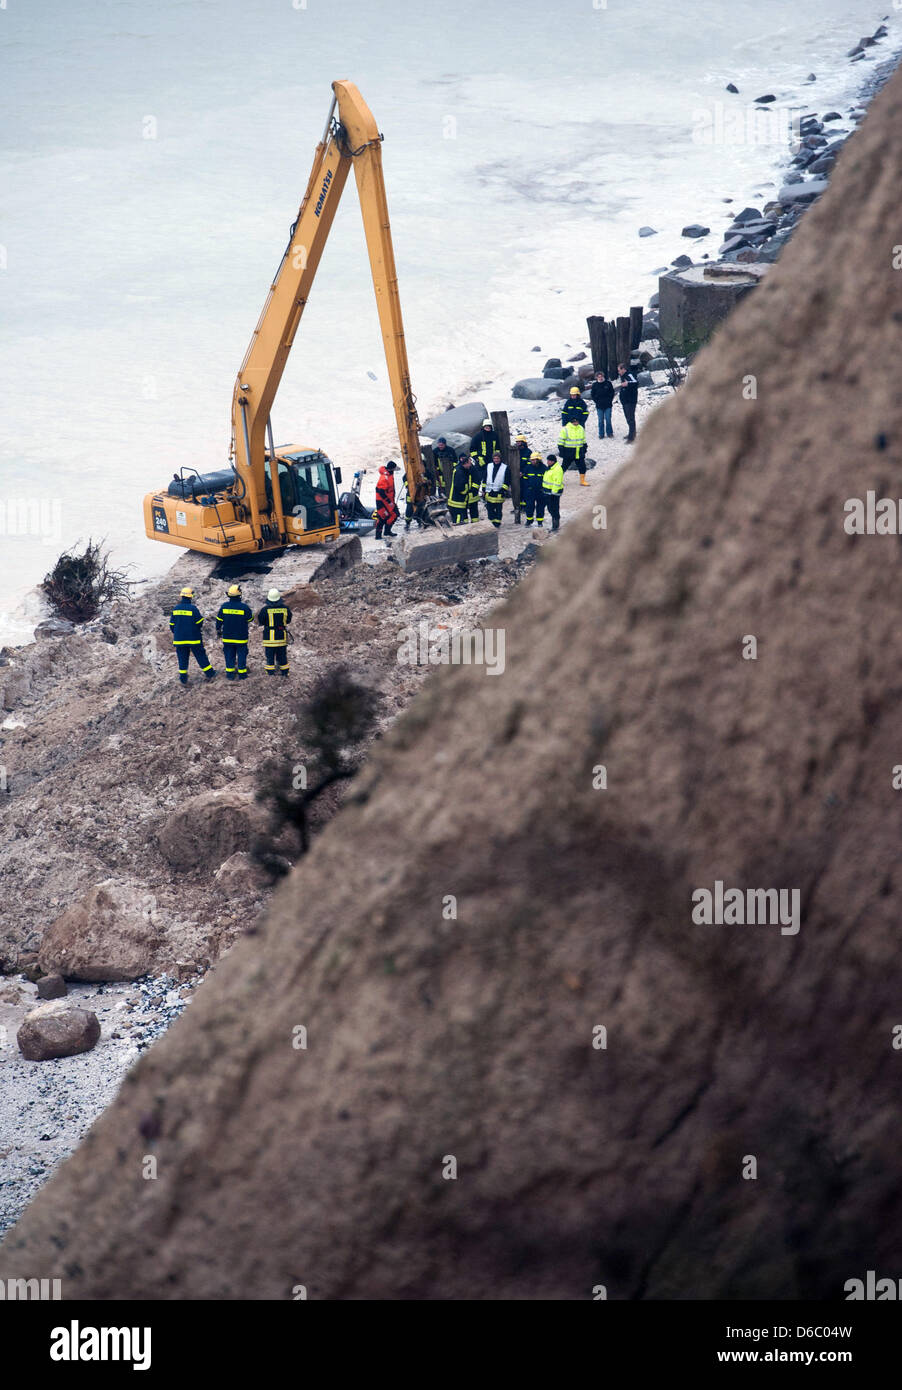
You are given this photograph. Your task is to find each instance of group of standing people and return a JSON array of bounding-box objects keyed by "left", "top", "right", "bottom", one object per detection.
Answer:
[
  {"left": 168, "top": 584, "right": 292, "bottom": 685},
  {"left": 370, "top": 360, "right": 640, "bottom": 539},
  {"left": 590, "top": 363, "right": 639, "bottom": 443}
]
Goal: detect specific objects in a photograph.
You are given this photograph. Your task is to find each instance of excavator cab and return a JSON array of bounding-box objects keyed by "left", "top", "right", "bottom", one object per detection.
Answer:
[{"left": 275, "top": 450, "right": 340, "bottom": 536}]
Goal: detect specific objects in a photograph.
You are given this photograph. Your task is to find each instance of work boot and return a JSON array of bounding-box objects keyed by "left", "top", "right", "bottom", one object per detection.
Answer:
[
  {"left": 226, "top": 673, "right": 236, "bottom": 681},
  {"left": 580, "top": 476, "right": 588, "bottom": 486},
  {"left": 179, "top": 676, "right": 188, "bottom": 686},
  {"left": 238, "top": 674, "right": 248, "bottom": 681},
  {"left": 280, "top": 668, "right": 289, "bottom": 677},
  {"left": 205, "top": 670, "right": 217, "bottom": 680}
]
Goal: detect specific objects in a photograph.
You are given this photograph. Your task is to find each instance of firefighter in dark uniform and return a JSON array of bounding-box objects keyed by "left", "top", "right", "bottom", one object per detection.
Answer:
[
  {"left": 169, "top": 586, "right": 216, "bottom": 685},
  {"left": 215, "top": 583, "right": 252, "bottom": 681},
  {"left": 513, "top": 434, "right": 531, "bottom": 469},
  {"left": 447, "top": 455, "right": 480, "bottom": 525},
  {"left": 561, "top": 386, "right": 589, "bottom": 428},
  {"left": 468, "top": 417, "right": 498, "bottom": 499},
  {"left": 257, "top": 587, "right": 292, "bottom": 676},
  {"left": 484, "top": 451, "right": 510, "bottom": 529},
  {"left": 432, "top": 437, "right": 458, "bottom": 495},
  {"left": 521, "top": 451, "right": 546, "bottom": 528}
]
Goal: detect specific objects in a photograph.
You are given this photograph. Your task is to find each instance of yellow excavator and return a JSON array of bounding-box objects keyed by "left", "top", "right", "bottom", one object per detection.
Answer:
[{"left": 143, "top": 80, "right": 447, "bottom": 557}]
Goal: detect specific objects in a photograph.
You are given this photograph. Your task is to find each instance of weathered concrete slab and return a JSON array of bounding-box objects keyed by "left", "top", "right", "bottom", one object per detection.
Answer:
[
  {"left": 391, "top": 520, "right": 499, "bottom": 572},
  {"left": 658, "top": 262, "right": 768, "bottom": 355},
  {"left": 281, "top": 533, "right": 362, "bottom": 584}
]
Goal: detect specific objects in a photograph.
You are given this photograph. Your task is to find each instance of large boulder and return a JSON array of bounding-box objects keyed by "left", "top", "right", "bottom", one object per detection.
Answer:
[
  {"left": 17, "top": 1001, "right": 100, "bottom": 1061},
  {"left": 512, "top": 378, "right": 561, "bottom": 400},
  {"left": 156, "top": 787, "right": 266, "bottom": 873},
  {"left": 4, "top": 66, "right": 902, "bottom": 1301},
  {"left": 38, "top": 881, "right": 160, "bottom": 982},
  {"left": 420, "top": 403, "right": 489, "bottom": 440}
]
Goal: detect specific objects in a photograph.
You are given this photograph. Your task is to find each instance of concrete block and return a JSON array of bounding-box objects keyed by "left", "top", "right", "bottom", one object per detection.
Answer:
[
  {"left": 658, "top": 263, "right": 767, "bottom": 356},
  {"left": 392, "top": 521, "right": 499, "bottom": 572}
]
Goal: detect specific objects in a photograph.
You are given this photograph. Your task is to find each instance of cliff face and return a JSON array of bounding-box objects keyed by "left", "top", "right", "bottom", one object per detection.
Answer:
[{"left": 2, "top": 68, "right": 902, "bottom": 1300}]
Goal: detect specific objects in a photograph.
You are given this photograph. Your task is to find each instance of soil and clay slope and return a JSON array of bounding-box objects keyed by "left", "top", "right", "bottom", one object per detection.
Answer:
[{"left": 2, "top": 67, "right": 902, "bottom": 1299}]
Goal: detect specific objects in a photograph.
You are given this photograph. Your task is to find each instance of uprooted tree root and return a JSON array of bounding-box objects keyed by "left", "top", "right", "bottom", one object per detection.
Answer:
[
  {"left": 42, "top": 540, "right": 132, "bottom": 623},
  {"left": 253, "top": 663, "right": 383, "bottom": 878}
]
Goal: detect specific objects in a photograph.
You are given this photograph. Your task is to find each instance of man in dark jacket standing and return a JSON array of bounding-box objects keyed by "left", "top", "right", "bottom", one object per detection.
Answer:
[
  {"left": 257, "top": 587, "right": 292, "bottom": 676},
  {"left": 169, "top": 586, "right": 216, "bottom": 686},
  {"left": 590, "top": 372, "right": 615, "bottom": 439},
  {"left": 215, "top": 583, "right": 252, "bottom": 681},
  {"left": 616, "top": 363, "right": 639, "bottom": 442}
]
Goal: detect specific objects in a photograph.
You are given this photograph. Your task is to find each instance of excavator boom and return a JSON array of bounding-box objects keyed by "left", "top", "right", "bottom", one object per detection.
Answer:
[{"left": 232, "top": 80, "right": 429, "bottom": 533}]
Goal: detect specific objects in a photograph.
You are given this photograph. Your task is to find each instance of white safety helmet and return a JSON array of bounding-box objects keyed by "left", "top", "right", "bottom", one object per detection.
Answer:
[{"left": 267, "top": 588, "right": 281, "bottom": 602}]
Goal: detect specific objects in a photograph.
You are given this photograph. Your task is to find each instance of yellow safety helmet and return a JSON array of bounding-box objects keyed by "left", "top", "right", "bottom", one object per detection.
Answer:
[
  {"left": 530, "top": 452, "right": 543, "bottom": 461},
  {"left": 180, "top": 587, "right": 193, "bottom": 598},
  {"left": 227, "top": 584, "right": 241, "bottom": 597},
  {"left": 515, "top": 434, "right": 528, "bottom": 443},
  {"left": 569, "top": 387, "right": 580, "bottom": 395}
]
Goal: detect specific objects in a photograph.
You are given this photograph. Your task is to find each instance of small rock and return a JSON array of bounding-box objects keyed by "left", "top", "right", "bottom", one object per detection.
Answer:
[
  {"left": 17, "top": 1001, "right": 101, "bottom": 1061},
  {"left": 648, "top": 292, "right": 660, "bottom": 309},
  {"left": 34, "top": 618, "right": 75, "bottom": 640},
  {"left": 681, "top": 224, "right": 710, "bottom": 239},
  {"left": 777, "top": 179, "right": 829, "bottom": 205},
  {"left": 542, "top": 358, "right": 562, "bottom": 370},
  {"left": 719, "top": 235, "right": 751, "bottom": 256},
  {"left": 808, "top": 154, "right": 836, "bottom": 175},
  {"left": 36, "top": 973, "right": 68, "bottom": 999},
  {"left": 806, "top": 73, "right": 817, "bottom": 82},
  {"left": 530, "top": 345, "right": 541, "bottom": 352},
  {"left": 822, "top": 111, "right": 842, "bottom": 122},
  {"left": 730, "top": 207, "right": 762, "bottom": 225},
  {"left": 671, "top": 254, "right": 693, "bottom": 269},
  {"left": 638, "top": 226, "right": 658, "bottom": 237},
  {"left": 755, "top": 94, "right": 776, "bottom": 104},
  {"left": 21, "top": 963, "right": 45, "bottom": 984},
  {"left": 567, "top": 351, "right": 587, "bottom": 362},
  {"left": 725, "top": 82, "right": 739, "bottom": 94}
]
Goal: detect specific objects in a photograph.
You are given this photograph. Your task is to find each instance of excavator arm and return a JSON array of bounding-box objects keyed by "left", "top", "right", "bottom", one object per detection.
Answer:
[{"left": 231, "top": 80, "right": 430, "bottom": 538}]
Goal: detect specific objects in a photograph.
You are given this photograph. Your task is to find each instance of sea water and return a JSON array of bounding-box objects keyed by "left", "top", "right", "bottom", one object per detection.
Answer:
[{"left": 0, "top": 0, "right": 894, "bottom": 642}]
